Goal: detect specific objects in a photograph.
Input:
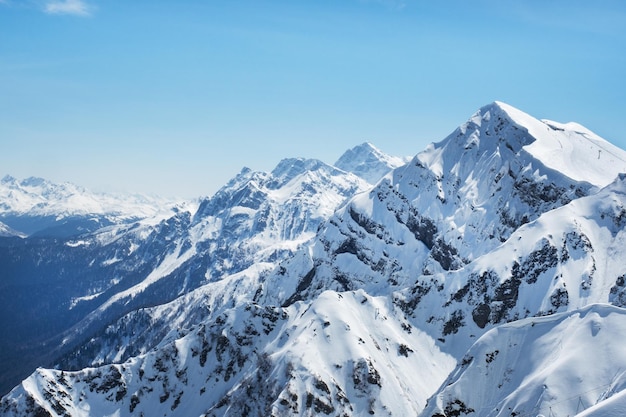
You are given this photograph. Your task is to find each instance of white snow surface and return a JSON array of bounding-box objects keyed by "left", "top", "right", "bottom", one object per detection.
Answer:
[
  {"left": 492, "top": 101, "right": 626, "bottom": 187},
  {"left": 44, "top": 156, "right": 374, "bottom": 367},
  {"left": 334, "top": 142, "right": 410, "bottom": 184},
  {"left": 0, "top": 174, "right": 186, "bottom": 223},
  {"left": 3, "top": 290, "right": 455, "bottom": 417},
  {"left": 420, "top": 304, "right": 626, "bottom": 417},
  {"left": 4, "top": 102, "right": 626, "bottom": 417}
]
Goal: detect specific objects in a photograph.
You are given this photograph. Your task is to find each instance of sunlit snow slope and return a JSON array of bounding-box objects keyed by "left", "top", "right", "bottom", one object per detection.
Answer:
[
  {"left": 3, "top": 102, "right": 626, "bottom": 417},
  {"left": 0, "top": 144, "right": 399, "bottom": 398},
  {"left": 421, "top": 304, "right": 626, "bottom": 417}
]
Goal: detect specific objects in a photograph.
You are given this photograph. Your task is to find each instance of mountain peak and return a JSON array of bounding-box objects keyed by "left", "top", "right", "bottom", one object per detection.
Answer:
[
  {"left": 1, "top": 175, "right": 16, "bottom": 185},
  {"left": 490, "top": 100, "right": 519, "bottom": 112},
  {"left": 335, "top": 142, "right": 385, "bottom": 165},
  {"left": 1, "top": 175, "right": 52, "bottom": 189},
  {"left": 469, "top": 101, "right": 545, "bottom": 135},
  {"left": 352, "top": 141, "right": 378, "bottom": 153},
  {"left": 335, "top": 142, "right": 408, "bottom": 184},
  {"left": 444, "top": 102, "right": 626, "bottom": 188},
  {"left": 267, "top": 158, "right": 329, "bottom": 190},
  {"left": 5, "top": 103, "right": 626, "bottom": 416},
  {"left": 20, "top": 176, "right": 48, "bottom": 188}
]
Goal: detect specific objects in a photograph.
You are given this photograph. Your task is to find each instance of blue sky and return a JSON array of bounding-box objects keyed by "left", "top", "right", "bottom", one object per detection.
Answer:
[{"left": 1, "top": 0, "right": 625, "bottom": 198}]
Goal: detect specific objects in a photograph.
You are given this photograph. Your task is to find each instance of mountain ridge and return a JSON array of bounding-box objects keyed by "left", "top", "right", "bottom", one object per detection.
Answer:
[
  {"left": 0, "top": 144, "right": 402, "bottom": 398},
  {"left": 3, "top": 102, "right": 626, "bottom": 416},
  {"left": 421, "top": 303, "right": 626, "bottom": 417},
  {"left": 0, "top": 174, "right": 187, "bottom": 237}
]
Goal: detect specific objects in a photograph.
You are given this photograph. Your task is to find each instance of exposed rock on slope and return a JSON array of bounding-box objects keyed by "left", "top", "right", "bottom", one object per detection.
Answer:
[
  {"left": 0, "top": 147, "right": 402, "bottom": 396},
  {"left": 4, "top": 102, "right": 626, "bottom": 416},
  {"left": 421, "top": 304, "right": 626, "bottom": 417},
  {"left": 269, "top": 102, "right": 626, "bottom": 307}
]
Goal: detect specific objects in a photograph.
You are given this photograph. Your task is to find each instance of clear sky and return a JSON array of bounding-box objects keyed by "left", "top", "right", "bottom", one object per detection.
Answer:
[{"left": 1, "top": 0, "right": 625, "bottom": 198}]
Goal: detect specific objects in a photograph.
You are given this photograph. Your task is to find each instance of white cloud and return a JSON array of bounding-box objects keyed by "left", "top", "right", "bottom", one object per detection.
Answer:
[{"left": 44, "top": 0, "right": 92, "bottom": 16}]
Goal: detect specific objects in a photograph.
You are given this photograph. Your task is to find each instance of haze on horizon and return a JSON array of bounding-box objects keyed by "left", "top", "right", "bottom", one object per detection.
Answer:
[{"left": 1, "top": 0, "right": 625, "bottom": 198}]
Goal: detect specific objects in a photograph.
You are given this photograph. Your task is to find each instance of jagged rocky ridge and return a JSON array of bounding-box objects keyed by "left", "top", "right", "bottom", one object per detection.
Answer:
[
  {"left": 53, "top": 156, "right": 374, "bottom": 371},
  {"left": 3, "top": 103, "right": 626, "bottom": 416},
  {"left": 0, "top": 145, "right": 391, "bottom": 398}
]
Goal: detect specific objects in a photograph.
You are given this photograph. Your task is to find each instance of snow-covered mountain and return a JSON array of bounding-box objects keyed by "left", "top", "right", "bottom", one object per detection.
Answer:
[
  {"left": 421, "top": 304, "right": 626, "bottom": 417},
  {"left": 0, "top": 145, "right": 400, "bottom": 399},
  {"left": 262, "top": 102, "right": 626, "bottom": 307},
  {"left": 50, "top": 157, "right": 373, "bottom": 370},
  {"left": 334, "top": 142, "right": 410, "bottom": 184},
  {"left": 0, "top": 290, "right": 454, "bottom": 417},
  {"left": 0, "top": 175, "right": 184, "bottom": 237},
  {"left": 3, "top": 102, "right": 626, "bottom": 417}
]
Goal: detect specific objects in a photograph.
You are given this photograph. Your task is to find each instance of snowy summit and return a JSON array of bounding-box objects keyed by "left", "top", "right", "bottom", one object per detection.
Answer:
[
  {"left": 334, "top": 142, "right": 410, "bottom": 184},
  {"left": 3, "top": 102, "right": 626, "bottom": 417}
]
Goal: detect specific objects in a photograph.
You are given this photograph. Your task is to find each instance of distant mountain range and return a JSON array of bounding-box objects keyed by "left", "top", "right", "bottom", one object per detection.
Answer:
[
  {"left": 0, "top": 175, "right": 187, "bottom": 238},
  {"left": 2, "top": 103, "right": 626, "bottom": 417}
]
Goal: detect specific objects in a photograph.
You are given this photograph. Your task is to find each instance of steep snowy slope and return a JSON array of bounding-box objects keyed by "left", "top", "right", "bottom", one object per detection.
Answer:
[
  {"left": 420, "top": 304, "right": 626, "bottom": 417},
  {"left": 270, "top": 101, "right": 626, "bottom": 307},
  {"left": 381, "top": 173, "right": 626, "bottom": 357},
  {"left": 3, "top": 102, "right": 626, "bottom": 417},
  {"left": 0, "top": 175, "right": 181, "bottom": 237},
  {"left": 51, "top": 150, "right": 402, "bottom": 373},
  {"left": 0, "top": 208, "right": 196, "bottom": 398},
  {"left": 0, "top": 291, "right": 455, "bottom": 417},
  {"left": 0, "top": 144, "right": 400, "bottom": 397},
  {"left": 190, "top": 158, "right": 368, "bottom": 279},
  {"left": 576, "top": 390, "right": 626, "bottom": 417}
]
